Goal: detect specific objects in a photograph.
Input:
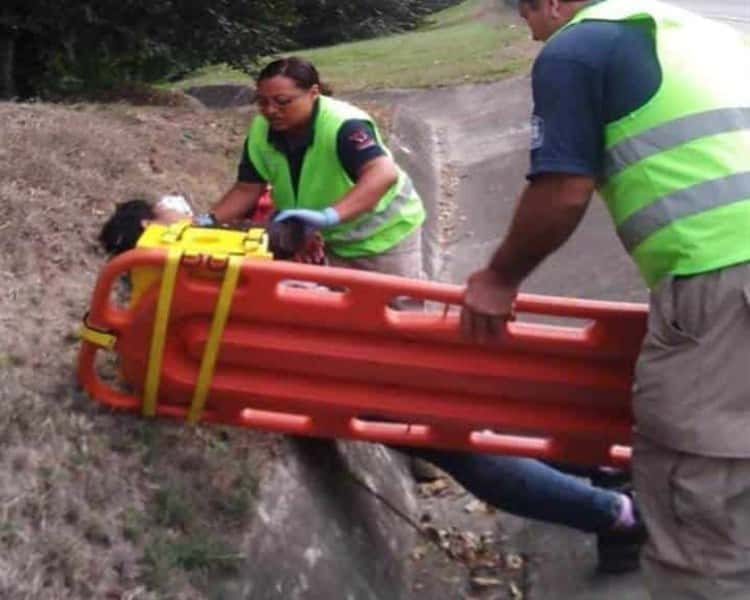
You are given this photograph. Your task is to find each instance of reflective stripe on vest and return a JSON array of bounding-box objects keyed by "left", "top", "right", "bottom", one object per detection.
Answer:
[
  {"left": 328, "top": 177, "right": 415, "bottom": 243},
  {"left": 558, "top": 0, "right": 750, "bottom": 286},
  {"left": 604, "top": 107, "right": 750, "bottom": 180},
  {"left": 618, "top": 171, "right": 750, "bottom": 252}
]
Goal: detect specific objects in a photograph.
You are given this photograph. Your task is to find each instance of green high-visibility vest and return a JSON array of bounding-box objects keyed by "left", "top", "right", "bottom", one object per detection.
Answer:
[
  {"left": 562, "top": 0, "right": 750, "bottom": 287},
  {"left": 247, "top": 96, "right": 425, "bottom": 258}
]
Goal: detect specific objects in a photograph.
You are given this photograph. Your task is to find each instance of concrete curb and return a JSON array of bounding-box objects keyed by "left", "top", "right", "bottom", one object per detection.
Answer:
[
  {"left": 387, "top": 104, "right": 444, "bottom": 280},
  {"left": 223, "top": 439, "right": 421, "bottom": 599}
]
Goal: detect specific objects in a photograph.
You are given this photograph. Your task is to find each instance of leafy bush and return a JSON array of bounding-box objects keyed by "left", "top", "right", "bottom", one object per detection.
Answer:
[
  {"left": 0, "top": 0, "right": 462, "bottom": 99},
  {"left": 1, "top": 0, "right": 295, "bottom": 98},
  {"left": 292, "top": 0, "right": 461, "bottom": 48}
]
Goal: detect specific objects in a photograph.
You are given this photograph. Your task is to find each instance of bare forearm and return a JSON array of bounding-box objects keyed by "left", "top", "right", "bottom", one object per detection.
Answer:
[
  {"left": 333, "top": 157, "right": 398, "bottom": 221},
  {"left": 211, "top": 182, "right": 264, "bottom": 224},
  {"left": 489, "top": 175, "right": 594, "bottom": 285}
]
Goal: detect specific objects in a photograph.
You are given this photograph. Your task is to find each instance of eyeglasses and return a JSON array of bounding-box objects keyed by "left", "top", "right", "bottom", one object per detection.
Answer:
[{"left": 254, "top": 92, "right": 307, "bottom": 110}]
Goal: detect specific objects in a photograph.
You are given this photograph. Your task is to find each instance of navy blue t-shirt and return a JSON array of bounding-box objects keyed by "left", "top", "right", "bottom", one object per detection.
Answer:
[
  {"left": 528, "top": 19, "right": 662, "bottom": 180},
  {"left": 237, "top": 118, "right": 386, "bottom": 194}
]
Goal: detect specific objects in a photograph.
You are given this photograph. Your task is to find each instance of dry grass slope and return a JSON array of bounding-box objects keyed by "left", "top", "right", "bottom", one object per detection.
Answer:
[
  {"left": 0, "top": 98, "right": 282, "bottom": 599},
  {"left": 0, "top": 92, "right": 512, "bottom": 599}
]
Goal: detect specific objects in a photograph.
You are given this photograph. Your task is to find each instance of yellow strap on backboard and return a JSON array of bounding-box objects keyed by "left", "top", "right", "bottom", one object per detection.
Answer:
[
  {"left": 160, "top": 221, "right": 191, "bottom": 244},
  {"left": 243, "top": 227, "right": 271, "bottom": 256},
  {"left": 79, "top": 321, "right": 117, "bottom": 350},
  {"left": 142, "top": 247, "right": 183, "bottom": 417},
  {"left": 186, "top": 255, "right": 242, "bottom": 424}
]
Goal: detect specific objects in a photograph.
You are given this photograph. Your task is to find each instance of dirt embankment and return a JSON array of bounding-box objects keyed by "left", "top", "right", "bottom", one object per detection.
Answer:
[
  {"left": 0, "top": 91, "right": 527, "bottom": 600},
  {"left": 0, "top": 97, "right": 284, "bottom": 599}
]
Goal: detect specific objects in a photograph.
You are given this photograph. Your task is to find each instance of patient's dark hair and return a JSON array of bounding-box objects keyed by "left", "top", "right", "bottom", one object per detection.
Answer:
[
  {"left": 99, "top": 200, "right": 314, "bottom": 261},
  {"left": 98, "top": 199, "right": 155, "bottom": 256},
  {"left": 266, "top": 217, "right": 309, "bottom": 260}
]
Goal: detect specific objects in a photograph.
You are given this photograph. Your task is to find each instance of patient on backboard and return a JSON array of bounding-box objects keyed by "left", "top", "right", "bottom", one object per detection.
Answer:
[{"left": 98, "top": 195, "right": 324, "bottom": 263}]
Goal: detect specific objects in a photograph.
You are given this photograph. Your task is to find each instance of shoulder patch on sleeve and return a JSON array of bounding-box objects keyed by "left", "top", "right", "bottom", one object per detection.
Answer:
[
  {"left": 348, "top": 128, "right": 376, "bottom": 151},
  {"left": 530, "top": 115, "right": 545, "bottom": 150}
]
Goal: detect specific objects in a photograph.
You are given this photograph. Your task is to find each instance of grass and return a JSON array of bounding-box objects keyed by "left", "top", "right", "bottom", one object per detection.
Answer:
[
  {"left": 299, "top": 19, "right": 527, "bottom": 92},
  {"left": 423, "top": 0, "right": 488, "bottom": 28},
  {"left": 121, "top": 507, "right": 148, "bottom": 543},
  {"left": 171, "top": 0, "right": 532, "bottom": 93},
  {"left": 0, "top": 521, "right": 20, "bottom": 547},
  {"left": 141, "top": 531, "right": 244, "bottom": 591},
  {"left": 153, "top": 483, "right": 194, "bottom": 530},
  {"left": 172, "top": 64, "right": 251, "bottom": 89},
  {"left": 0, "top": 99, "right": 280, "bottom": 599}
]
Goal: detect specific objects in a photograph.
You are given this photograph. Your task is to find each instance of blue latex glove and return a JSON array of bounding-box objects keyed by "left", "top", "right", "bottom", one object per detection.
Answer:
[{"left": 273, "top": 207, "right": 340, "bottom": 229}]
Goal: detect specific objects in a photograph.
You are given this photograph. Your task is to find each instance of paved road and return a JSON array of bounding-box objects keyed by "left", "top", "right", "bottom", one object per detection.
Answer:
[
  {"left": 376, "top": 2, "right": 749, "bottom": 599},
  {"left": 670, "top": 0, "right": 750, "bottom": 31}
]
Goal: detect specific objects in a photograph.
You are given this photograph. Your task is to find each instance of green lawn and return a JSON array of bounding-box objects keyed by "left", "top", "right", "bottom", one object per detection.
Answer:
[
  {"left": 172, "top": 0, "right": 532, "bottom": 93},
  {"left": 419, "top": 0, "right": 490, "bottom": 28}
]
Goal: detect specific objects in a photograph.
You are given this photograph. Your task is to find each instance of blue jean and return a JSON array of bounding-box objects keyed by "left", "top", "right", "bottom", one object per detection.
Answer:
[{"left": 406, "top": 448, "right": 621, "bottom": 533}]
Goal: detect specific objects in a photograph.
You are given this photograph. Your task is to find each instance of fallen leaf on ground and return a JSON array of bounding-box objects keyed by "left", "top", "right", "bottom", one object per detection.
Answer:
[
  {"left": 506, "top": 553, "right": 524, "bottom": 570},
  {"left": 418, "top": 478, "right": 450, "bottom": 496},
  {"left": 471, "top": 576, "right": 503, "bottom": 588},
  {"left": 411, "top": 544, "right": 430, "bottom": 560},
  {"left": 463, "top": 499, "right": 486, "bottom": 514}
]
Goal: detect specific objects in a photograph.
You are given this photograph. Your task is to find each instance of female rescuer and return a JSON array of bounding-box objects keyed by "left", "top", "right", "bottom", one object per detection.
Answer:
[{"left": 198, "top": 56, "right": 426, "bottom": 280}]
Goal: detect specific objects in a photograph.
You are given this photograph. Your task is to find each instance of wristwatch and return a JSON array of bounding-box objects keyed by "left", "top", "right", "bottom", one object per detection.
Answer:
[{"left": 194, "top": 212, "right": 217, "bottom": 227}]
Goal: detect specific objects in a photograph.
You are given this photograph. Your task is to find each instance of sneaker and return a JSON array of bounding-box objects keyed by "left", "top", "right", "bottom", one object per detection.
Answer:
[{"left": 596, "top": 493, "right": 648, "bottom": 574}]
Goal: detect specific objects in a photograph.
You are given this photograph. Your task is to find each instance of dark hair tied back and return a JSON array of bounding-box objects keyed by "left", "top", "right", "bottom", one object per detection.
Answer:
[{"left": 257, "top": 56, "right": 334, "bottom": 96}]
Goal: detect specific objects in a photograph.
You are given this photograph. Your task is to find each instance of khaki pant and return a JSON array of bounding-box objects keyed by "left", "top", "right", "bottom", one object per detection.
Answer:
[
  {"left": 632, "top": 261, "right": 750, "bottom": 598},
  {"left": 327, "top": 227, "right": 424, "bottom": 279},
  {"left": 327, "top": 228, "right": 424, "bottom": 310},
  {"left": 633, "top": 263, "right": 750, "bottom": 456},
  {"left": 633, "top": 435, "right": 750, "bottom": 599}
]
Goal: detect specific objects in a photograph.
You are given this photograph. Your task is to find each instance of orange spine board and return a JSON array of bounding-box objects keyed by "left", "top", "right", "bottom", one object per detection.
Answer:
[{"left": 77, "top": 248, "right": 647, "bottom": 467}]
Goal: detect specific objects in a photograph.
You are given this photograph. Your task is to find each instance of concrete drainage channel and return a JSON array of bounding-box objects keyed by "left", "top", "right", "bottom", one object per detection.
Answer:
[
  {"left": 351, "top": 80, "right": 535, "bottom": 289},
  {"left": 384, "top": 101, "right": 446, "bottom": 282},
  {"left": 223, "top": 438, "right": 422, "bottom": 600},
  {"left": 347, "top": 87, "right": 466, "bottom": 285},
  {"left": 183, "top": 83, "right": 533, "bottom": 600},
  {"left": 348, "top": 83, "right": 650, "bottom": 600}
]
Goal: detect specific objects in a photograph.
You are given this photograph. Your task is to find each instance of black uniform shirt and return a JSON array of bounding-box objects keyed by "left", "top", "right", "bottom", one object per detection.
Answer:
[
  {"left": 528, "top": 18, "right": 662, "bottom": 180},
  {"left": 237, "top": 100, "right": 387, "bottom": 196}
]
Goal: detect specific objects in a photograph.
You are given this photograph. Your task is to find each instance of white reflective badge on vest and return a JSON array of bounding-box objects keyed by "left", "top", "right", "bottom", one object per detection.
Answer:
[{"left": 531, "top": 115, "right": 545, "bottom": 150}]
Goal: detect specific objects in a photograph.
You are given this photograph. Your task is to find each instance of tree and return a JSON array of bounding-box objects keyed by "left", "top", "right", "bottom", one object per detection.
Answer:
[
  {"left": 0, "top": 0, "right": 297, "bottom": 99},
  {"left": 0, "top": 0, "right": 462, "bottom": 100},
  {"left": 0, "top": 23, "right": 16, "bottom": 98},
  {"left": 291, "top": 0, "right": 459, "bottom": 48}
]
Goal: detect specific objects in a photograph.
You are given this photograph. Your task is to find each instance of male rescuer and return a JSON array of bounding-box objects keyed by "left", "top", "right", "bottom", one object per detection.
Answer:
[{"left": 461, "top": 0, "right": 750, "bottom": 597}]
